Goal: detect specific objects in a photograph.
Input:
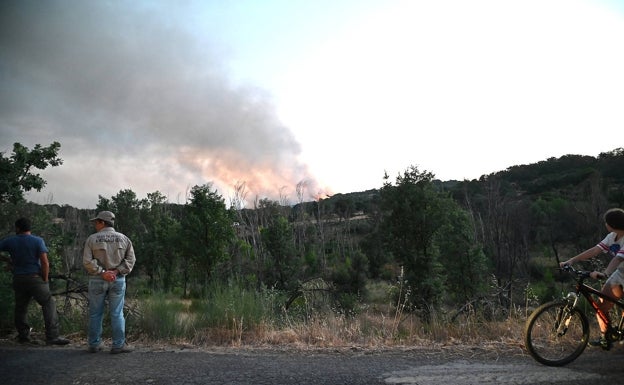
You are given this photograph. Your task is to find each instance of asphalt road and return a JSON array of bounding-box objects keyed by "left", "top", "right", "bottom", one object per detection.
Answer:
[{"left": 1, "top": 341, "right": 623, "bottom": 385}]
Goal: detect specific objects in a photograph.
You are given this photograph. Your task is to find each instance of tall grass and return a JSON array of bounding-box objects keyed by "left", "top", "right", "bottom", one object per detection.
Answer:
[
  {"left": 137, "top": 293, "right": 195, "bottom": 339},
  {"left": 189, "top": 281, "right": 284, "bottom": 345},
  {"left": 133, "top": 281, "right": 287, "bottom": 345},
  {"left": 1, "top": 278, "right": 525, "bottom": 347},
  {"left": 132, "top": 279, "right": 526, "bottom": 348}
]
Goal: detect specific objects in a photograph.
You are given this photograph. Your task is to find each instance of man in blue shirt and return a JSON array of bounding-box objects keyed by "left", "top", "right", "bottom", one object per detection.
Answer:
[{"left": 0, "top": 217, "right": 69, "bottom": 345}]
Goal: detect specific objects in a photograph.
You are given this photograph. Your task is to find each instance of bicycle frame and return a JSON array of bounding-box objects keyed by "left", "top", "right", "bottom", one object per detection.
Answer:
[
  {"left": 565, "top": 268, "right": 624, "bottom": 339},
  {"left": 524, "top": 265, "right": 624, "bottom": 366}
]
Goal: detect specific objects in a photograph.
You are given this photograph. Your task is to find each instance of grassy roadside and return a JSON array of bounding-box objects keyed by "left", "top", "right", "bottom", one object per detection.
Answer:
[
  {"left": 125, "top": 280, "right": 528, "bottom": 350},
  {"left": 5, "top": 279, "right": 529, "bottom": 351}
]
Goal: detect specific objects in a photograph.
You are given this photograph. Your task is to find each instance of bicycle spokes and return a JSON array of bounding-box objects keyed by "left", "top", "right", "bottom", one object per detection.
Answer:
[{"left": 554, "top": 306, "right": 573, "bottom": 336}]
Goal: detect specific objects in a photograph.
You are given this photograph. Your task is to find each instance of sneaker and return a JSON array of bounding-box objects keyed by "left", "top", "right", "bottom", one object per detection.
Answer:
[
  {"left": 88, "top": 343, "right": 103, "bottom": 353},
  {"left": 588, "top": 336, "right": 612, "bottom": 351},
  {"left": 18, "top": 327, "right": 33, "bottom": 343},
  {"left": 46, "top": 337, "right": 70, "bottom": 346},
  {"left": 110, "top": 344, "right": 133, "bottom": 354},
  {"left": 17, "top": 335, "right": 32, "bottom": 344}
]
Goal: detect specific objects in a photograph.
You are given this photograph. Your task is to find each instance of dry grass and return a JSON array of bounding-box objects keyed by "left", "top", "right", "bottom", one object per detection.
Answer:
[
  {"left": 41, "top": 280, "right": 530, "bottom": 354},
  {"left": 4, "top": 300, "right": 526, "bottom": 358},
  {"left": 142, "top": 307, "right": 527, "bottom": 352}
]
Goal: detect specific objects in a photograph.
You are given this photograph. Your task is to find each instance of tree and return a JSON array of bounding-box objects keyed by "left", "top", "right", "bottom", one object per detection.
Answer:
[
  {"left": 329, "top": 250, "right": 369, "bottom": 312},
  {"left": 379, "top": 166, "right": 458, "bottom": 316},
  {"left": 434, "top": 202, "right": 489, "bottom": 304},
  {"left": 108, "top": 189, "right": 142, "bottom": 240},
  {"left": 181, "top": 184, "right": 235, "bottom": 295},
  {"left": 0, "top": 142, "right": 63, "bottom": 204},
  {"left": 138, "top": 191, "right": 183, "bottom": 292},
  {"left": 261, "top": 215, "right": 299, "bottom": 291}
]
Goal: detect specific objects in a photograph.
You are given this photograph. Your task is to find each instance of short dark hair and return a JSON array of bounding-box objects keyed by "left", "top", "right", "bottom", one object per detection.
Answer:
[
  {"left": 98, "top": 219, "right": 114, "bottom": 228},
  {"left": 604, "top": 208, "right": 624, "bottom": 231},
  {"left": 15, "top": 217, "right": 31, "bottom": 233}
]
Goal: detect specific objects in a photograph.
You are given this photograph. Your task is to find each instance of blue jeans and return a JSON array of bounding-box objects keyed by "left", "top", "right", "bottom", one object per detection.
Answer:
[{"left": 88, "top": 276, "right": 126, "bottom": 349}]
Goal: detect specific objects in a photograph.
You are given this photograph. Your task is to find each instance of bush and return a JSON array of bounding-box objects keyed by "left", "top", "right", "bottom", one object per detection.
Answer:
[
  {"left": 135, "top": 281, "right": 286, "bottom": 343},
  {"left": 191, "top": 281, "right": 282, "bottom": 330}
]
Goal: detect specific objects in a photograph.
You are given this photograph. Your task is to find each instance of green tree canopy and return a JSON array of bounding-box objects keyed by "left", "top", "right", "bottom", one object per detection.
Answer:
[
  {"left": 261, "top": 215, "right": 298, "bottom": 291},
  {"left": 182, "top": 184, "right": 236, "bottom": 292},
  {"left": 379, "top": 165, "right": 488, "bottom": 314},
  {"left": 0, "top": 142, "right": 63, "bottom": 204}
]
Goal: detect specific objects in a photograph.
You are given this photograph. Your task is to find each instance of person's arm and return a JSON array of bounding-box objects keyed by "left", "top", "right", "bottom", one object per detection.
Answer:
[
  {"left": 560, "top": 245, "right": 602, "bottom": 266},
  {"left": 588, "top": 256, "right": 623, "bottom": 280},
  {"left": 39, "top": 252, "right": 50, "bottom": 282},
  {"left": 82, "top": 239, "right": 103, "bottom": 275},
  {"left": 604, "top": 256, "right": 623, "bottom": 277},
  {"left": 115, "top": 239, "right": 136, "bottom": 276}
]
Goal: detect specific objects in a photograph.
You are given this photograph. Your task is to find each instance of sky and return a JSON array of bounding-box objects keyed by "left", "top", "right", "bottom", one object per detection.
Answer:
[{"left": 1, "top": 0, "right": 623, "bottom": 209}]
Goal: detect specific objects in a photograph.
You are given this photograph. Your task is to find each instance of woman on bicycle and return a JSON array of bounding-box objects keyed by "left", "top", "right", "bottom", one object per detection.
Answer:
[{"left": 560, "top": 208, "right": 624, "bottom": 350}]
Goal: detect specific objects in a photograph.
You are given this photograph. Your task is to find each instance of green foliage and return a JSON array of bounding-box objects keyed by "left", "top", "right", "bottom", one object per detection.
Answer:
[
  {"left": 526, "top": 255, "right": 560, "bottom": 302},
  {"left": 529, "top": 196, "right": 593, "bottom": 260},
  {"left": 137, "top": 192, "right": 184, "bottom": 292},
  {"left": 303, "top": 250, "right": 319, "bottom": 276},
  {"left": 191, "top": 281, "right": 282, "bottom": 329},
  {"left": 360, "top": 218, "right": 391, "bottom": 279},
  {"left": 27, "top": 207, "right": 63, "bottom": 273},
  {"left": 1, "top": 143, "right": 623, "bottom": 342},
  {"left": 0, "top": 142, "right": 63, "bottom": 204},
  {"left": 330, "top": 251, "right": 368, "bottom": 312},
  {"left": 109, "top": 189, "right": 142, "bottom": 240},
  {"left": 379, "top": 166, "right": 456, "bottom": 313},
  {"left": 434, "top": 205, "right": 489, "bottom": 304},
  {"left": 181, "top": 184, "right": 236, "bottom": 293},
  {"left": 138, "top": 293, "right": 195, "bottom": 339},
  {"left": 261, "top": 215, "right": 299, "bottom": 291},
  {"left": 136, "top": 283, "right": 286, "bottom": 341}
]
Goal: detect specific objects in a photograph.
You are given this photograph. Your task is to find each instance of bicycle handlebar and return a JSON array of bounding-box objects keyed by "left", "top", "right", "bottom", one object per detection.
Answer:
[{"left": 560, "top": 264, "right": 606, "bottom": 280}]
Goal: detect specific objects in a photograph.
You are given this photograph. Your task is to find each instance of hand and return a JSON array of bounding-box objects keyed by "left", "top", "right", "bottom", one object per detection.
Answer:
[
  {"left": 559, "top": 261, "right": 570, "bottom": 268},
  {"left": 590, "top": 271, "right": 607, "bottom": 280},
  {"left": 102, "top": 270, "right": 117, "bottom": 282}
]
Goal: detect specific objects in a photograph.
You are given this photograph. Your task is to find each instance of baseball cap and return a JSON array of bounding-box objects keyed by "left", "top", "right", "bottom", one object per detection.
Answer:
[{"left": 90, "top": 210, "right": 115, "bottom": 223}]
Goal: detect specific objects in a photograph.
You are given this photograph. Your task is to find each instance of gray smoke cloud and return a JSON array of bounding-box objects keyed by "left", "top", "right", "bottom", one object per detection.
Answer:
[{"left": 0, "top": 1, "right": 318, "bottom": 208}]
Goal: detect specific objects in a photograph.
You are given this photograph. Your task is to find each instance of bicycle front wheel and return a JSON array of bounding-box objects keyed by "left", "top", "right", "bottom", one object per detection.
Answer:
[{"left": 524, "top": 300, "right": 589, "bottom": 366}]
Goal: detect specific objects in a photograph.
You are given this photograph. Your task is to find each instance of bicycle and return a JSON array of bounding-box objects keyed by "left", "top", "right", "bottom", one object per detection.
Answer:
[{"left": 524, "top": 264, "right": 624, "bottom": 366}]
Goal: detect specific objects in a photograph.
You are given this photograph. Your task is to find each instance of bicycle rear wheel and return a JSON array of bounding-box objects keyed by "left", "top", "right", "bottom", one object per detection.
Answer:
[{"left": 524, "top": 300, "right": 589, "bottom": 366}]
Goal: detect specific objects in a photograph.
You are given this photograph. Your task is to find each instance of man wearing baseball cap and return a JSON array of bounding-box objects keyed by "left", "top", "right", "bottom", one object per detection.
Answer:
[{"left": 83, "top": 210, "right": 136, "bottom": 354}]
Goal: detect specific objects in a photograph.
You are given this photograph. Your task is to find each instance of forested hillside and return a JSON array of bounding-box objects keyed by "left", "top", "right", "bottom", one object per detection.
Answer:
[{"left": 1, "top": 144, "right": 623, "bottom": 336}]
